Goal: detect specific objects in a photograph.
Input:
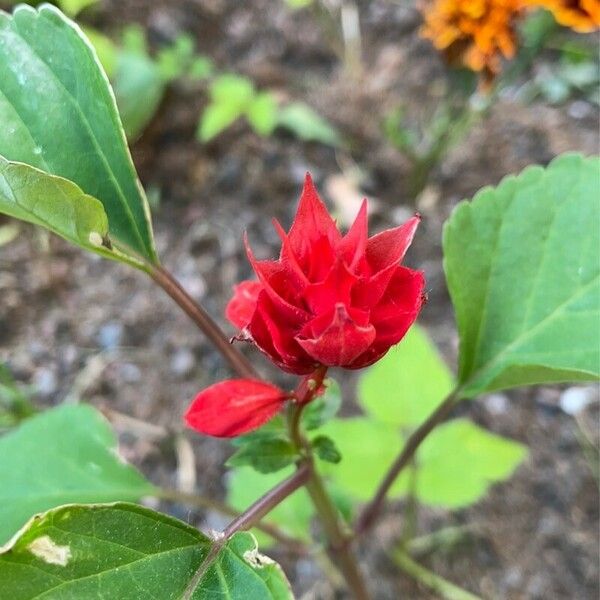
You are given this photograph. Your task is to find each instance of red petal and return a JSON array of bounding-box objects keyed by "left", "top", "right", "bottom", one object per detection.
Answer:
[
  {"left": 349, "top": 267, "right": 425, "bottom": 368},
  {"left": 245, "top": 234, "right": 309, "bottom": 321},
  {"left": 226, "top": 280, "right": 262, "bottom": 329},
  {"left": 296, "top": 303, "right": 376, "bottom": 366},
  {"left": 185, "top": 379, "right": 288, "bottom": 438},
  {"left": 303, "top": 258, "right": 358, "bottom": 314},
  {"left": 248, "top": 291, "right": 315, "bottom": 374},
  {"left": 287, "top": 173, "right": 341, "bottom": 261},
  {"left": 337, "top": 199, "right": 369, "bottom": 270},
  {"left": 366, "top": 214, "right": 421, "bottom": 272}
]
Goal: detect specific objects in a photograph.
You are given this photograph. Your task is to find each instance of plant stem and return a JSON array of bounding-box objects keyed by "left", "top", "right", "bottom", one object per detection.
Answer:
[
  {"left": 157, "top": 487, "right": 307, "bottom": 553},
  {"left": 395, "top": 551, "right": 482, "bottom": 600},
  {"left": 288, "top": 398, "right": 371, "bottom": 600},
  {"left": 304, "top": 468, "right": 371, "bottom": 600},
  {"left": 222, "top": 461, "right": 310, "bottom": 538},
  {"left": 354, "top": 389, "right": 461, "bottom": 536},
  {"left": 182, "top": 464, "right": 311, "bottom": 599},
  {"left": 149, "top": 265, "right": 258, "bottom": 380}
]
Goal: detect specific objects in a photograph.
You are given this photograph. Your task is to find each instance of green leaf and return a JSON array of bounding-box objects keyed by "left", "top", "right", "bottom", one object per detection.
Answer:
[
  {"left": 247, "top": 92, "right": 278, "bottom": 136},
  {"left": 0, "top": 503, "right": 293, "bottom": 599},
  {"left": 198, "top": 74, "right": 255, "bottom": 142},
  {"left": 228, "top": 467, "right": 313, "bottom": 547},
  {"left": 56, "top": 0, "right": 98, "bottom": 17},
  {"left": 311, "top": 435, "right": 342, "bottom": 464},
  {"left": 0, "top": 157, "right": 145, "bottom": 268},
  {"left": 413, "top": 419, "right": 527, "bottom": 508},
  {"left": 0, "top": 363, "right": 35, "bottom": 431},
  {"left": 0, "top": 5, "right": 157, "bottom": 262},
  {"left": 0, "top": 404, "right": 155, "bottom": 544},
  {"left": 358, "top": 325, "right": 454, "bottom": 428},
  {"left": 276, "top": 102, "right": 341, "bottom": 146},
  {"left": 444, "top": 153, "right": 600, "bottom": 398},
  {"left": 83, "top": 26, "right": 118, "bottom": 78},
  {"left": 114, "top": 51, "right": 166, "bottom": 140},
  {"left": 227, "top": 436, "right": 299, "bottom": 474},
  {"left": 321, "top": 416, "right": 526, "bottom": 508},
  {"left": 302, "top": 378, "right": 342, "bottom": 431},
  {"left": 319, "top": 418, "right": 405, "bottom": 500}
]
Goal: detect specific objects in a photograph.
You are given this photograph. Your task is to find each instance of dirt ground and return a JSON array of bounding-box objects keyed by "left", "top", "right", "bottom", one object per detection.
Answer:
[{"left": 0, "top": 1, "right": 598, "bottom": 598}]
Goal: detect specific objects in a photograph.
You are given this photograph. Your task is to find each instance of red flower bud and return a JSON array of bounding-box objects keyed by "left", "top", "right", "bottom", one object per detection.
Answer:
[
  {"left": 226, "top": 174, "right": 425, "bottom": 374},
  {"left": 185, "top": 379, "right": 288, "bottom": 438}
]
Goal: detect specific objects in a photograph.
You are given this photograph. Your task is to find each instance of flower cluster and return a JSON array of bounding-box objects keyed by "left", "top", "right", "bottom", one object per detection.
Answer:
[
  {"left": 527, "top": 0, "right": 600, "bottom": 32},
  {"left": 420, "top": 0, "right": 524, "bottom": 83},
  {"left": 420, "top": 0, "right": 599, "bottom": 84},
  {"left": 185, "top": 175, "right": 425, "bottom": 437}
]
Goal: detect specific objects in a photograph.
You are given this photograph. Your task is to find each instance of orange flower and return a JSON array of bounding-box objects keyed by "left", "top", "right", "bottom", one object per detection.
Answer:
[
  {"left": 526, "top": 0, "right": 600, "bottom": 32},
  {"left": 420, "top": 0, "right": 525, "bottom": 82}
]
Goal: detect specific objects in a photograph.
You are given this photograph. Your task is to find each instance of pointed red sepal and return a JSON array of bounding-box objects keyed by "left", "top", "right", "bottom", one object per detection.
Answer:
[{"left": 184, "top": 379, "right": 289, "bottom": 438}]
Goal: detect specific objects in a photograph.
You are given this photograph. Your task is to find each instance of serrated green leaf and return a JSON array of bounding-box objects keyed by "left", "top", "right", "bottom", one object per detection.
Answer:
[
  {"left": 444, "top": 153, "right": 600, "bottom": 398},
  {"left": 228, "top": 467, "right": 313, "bottom": 548},
  {"left": 358, "top": 325, "right": 454, "bottom": 428},
  {"left": 0, "top": 503, "right": 293, "bottom": 599},
  {"left": 0, "top": 404, "right": 155, "bottom": 544},
  {"left": 311, "top": 435, "right": 342, "bottom": 464},
  {"left": 276, "top": 102, "right": 341, "bottom": 146},
  {"left": 247, "top": 92, "right": 278, "bottom": 136},
  {"left": 321, "top": 416, "right": 526, "bottom": 508},
  {"left": 227, "top": 436, "right": 299, "bottom": 474},
  {"left": 302, "top": 378, "right": 342, "bottom": 431},
  {"left": 0, "top": 5, "right": 157, "bottom": 262},
  {"left": 0, "top": 157, "right": 145, "bottom": 269},
  {"left": 319, "top": 418, "right": 405, "bottom": 500},
  {"left": 414, "top": 419, "right": 527, "bottom": 508}
]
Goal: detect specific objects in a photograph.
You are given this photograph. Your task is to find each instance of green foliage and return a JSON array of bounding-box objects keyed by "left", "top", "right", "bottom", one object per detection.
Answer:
[
  {"left": 0, "top": 5, "right": 157, "bottom": 263},
  {"left": 320, "top": 418, "right": 404, "bottom": 500},
  {"left": 228, "top": 467, "right": 313, "bottom": 547},
  {"left": 198, "top": 74, "right": 277, "bottom": 142},
  {"left": 322, "top": 325, "right": 527, "bottom": 508},
  {"left": 311, "top": 435, "right": 342, "bottom": 464},
  {"left": 113, "top": 50, "right": 165, "bottom": 140},
  {"left": 0, "top": 363, "right": 35, "bottom": 431},
  {"left": 302, "top": 378, "right": 342, "bottom": 431},
  {"left": 285, "top": 0, "right": 314, "bottom": 9},
  {"left": 444, "top": 153, "right": 600, "bottom": 398},
  {"left": 0, "top": 157, "right": 144, "bottom": 268},
  {"left": 411, "top": 419, "right": 526, "bottom": 508},
  {"left": 227, "top": 435, "right": 299, "bottom": 474},
  {"left": 0, "top": 404, "right": 155, "bottom": 544},
  {"left": 276, "top": 102, "right": 341, "bottom": 146},
  {"left": 0, "top": 503, "right": 292, "bottom": 599},
  {"left": 358, "top": 325, "right": 454, "bottom": 428},
  {"left": 55, "top": 0, "right": 98, "bottom": 17}
]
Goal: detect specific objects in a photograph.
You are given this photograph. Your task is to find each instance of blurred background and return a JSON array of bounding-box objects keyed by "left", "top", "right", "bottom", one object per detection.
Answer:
[{"left": 0, "top": 0, "right": 598, "bottom": 597}]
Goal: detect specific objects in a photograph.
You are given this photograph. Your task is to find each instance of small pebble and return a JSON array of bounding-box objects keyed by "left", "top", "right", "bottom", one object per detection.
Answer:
[
  {"left": 559, "top": 386, "right": 595, "bottom": 416},
  {"left": 97, "top": 322, "right": 124, "bottom": 351},
  {"left": 170, "top": 348, "right": 195, "bottom": 378},
  {"left": 485, "top": 393, "right": 509, "bottom": 415},
  {"left": 34, "top": 367, "right": 57, "bottom": 397}
]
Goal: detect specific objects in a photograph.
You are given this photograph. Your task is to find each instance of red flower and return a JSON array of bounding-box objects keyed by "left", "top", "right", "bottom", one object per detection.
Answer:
[
  {"left": 185, "top": 379, "right": 289, "bottom": 438},
  {"left": 226, "top": 174, "right": 425, "bottom": 374}
]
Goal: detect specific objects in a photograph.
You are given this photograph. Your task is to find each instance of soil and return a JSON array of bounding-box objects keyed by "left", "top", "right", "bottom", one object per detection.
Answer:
[{"left": 0, "top": 1, "right": 598, "bottom": 598}]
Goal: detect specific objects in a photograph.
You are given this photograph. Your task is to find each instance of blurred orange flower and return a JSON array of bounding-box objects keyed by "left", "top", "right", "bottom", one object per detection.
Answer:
[
  {"left": 526, "top": 0, "right": 600, "bottom": 32},
  {"left": 420, "top": 0, "right": 525, "bottom": 83}
]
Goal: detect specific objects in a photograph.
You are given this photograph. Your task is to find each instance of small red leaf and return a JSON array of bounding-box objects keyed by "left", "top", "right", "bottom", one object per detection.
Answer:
[{"left": 184, "top": 379, "right": 288, "bottom": 438}]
